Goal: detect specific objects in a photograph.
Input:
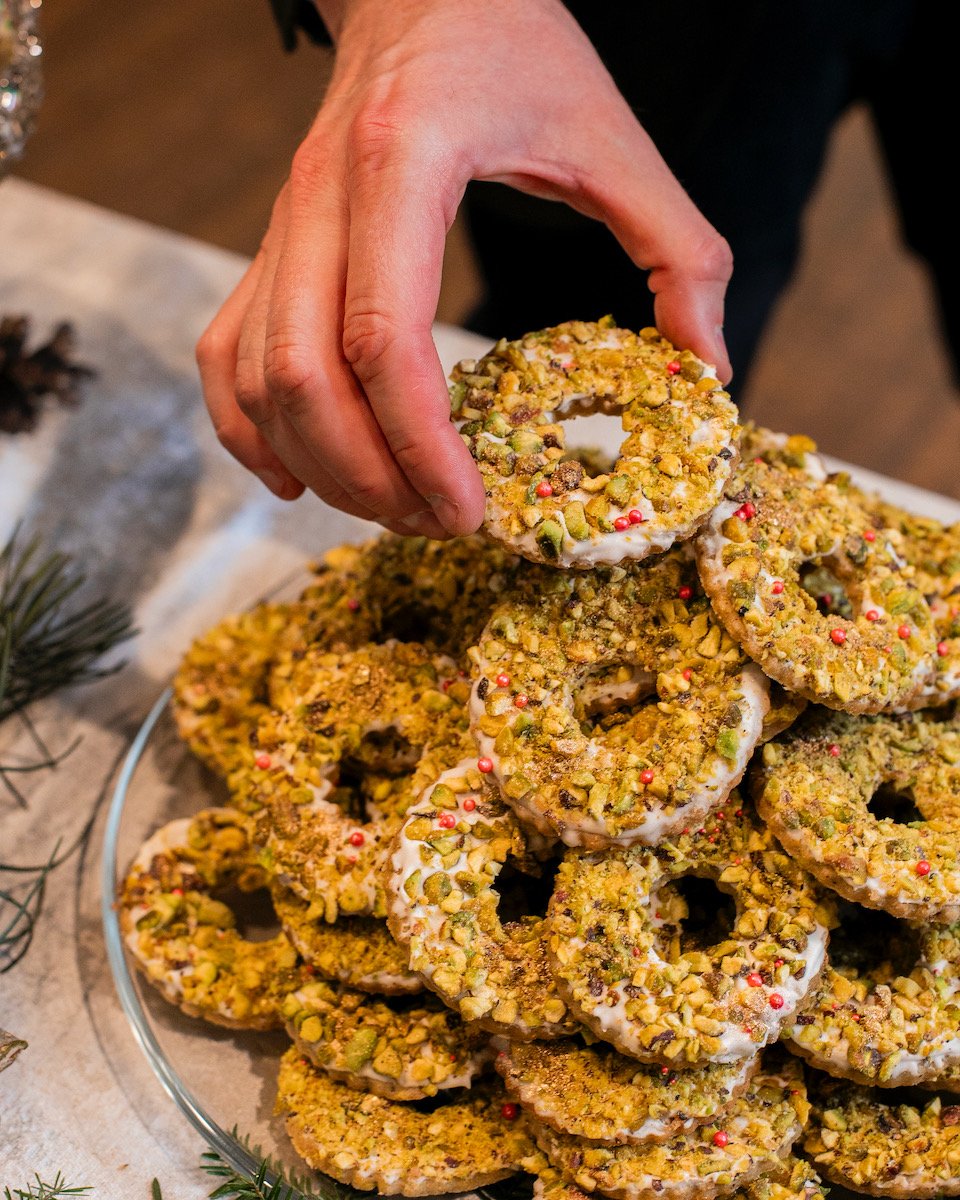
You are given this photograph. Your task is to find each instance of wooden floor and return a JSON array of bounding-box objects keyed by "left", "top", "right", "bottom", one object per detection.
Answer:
[{"left": 13, "top": 0, "right": 960, "bottom": 499}]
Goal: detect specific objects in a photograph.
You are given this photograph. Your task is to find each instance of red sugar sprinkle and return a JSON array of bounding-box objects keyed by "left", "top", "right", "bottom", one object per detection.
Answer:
[
  {"left": 628, "top": 509, "right": 644, "bottom": 524},
  {"left": 437, "top": 813, "right": 456, "bottom": 829},
  {"left": 347, "top": 598, "right": 360, "bottom": 611},
  {"left": 939, "top": 642, "right": 950, "bottom": 657},
  {"left": 496, "top": 672, "right": 511, "bottom": 688},
  {"left": 863, "top": 529, "right": 876, "bottom": 542},
  {"left": 171, "top": 888, "right": 183, "bottom": 896},
  {"left": 614, "top": 516, "right": 631, "bottom": 531},
  {"left": 640, "top": 769, "right": 655, "bottom": 785},
  {"left": 736, "top": 502, "right": 756, "bottom": 521},
  {"left": 255, "top": 754, "right": 272, "bottom": 770},
  {"left": 502, "top": 1103, "right": 518, "bottom": 1120},
  {"left": 477, "top": 757, "right": 494, "bottom": 773},
  {"left": 632, "top": 947, "right": 641, "bottom": 957},
  {"left": 771, "top": 581, "right": 784, "bottom": 595},
  {"left": 898, "top": 624, "right": 912, "bottom": 639},
  {"left": 536, "top": 481, "right": 553, "bottom": 498},
  {"left": 866, "top": 610, "right": 880, "bottom": 621},
  {"left": 746, "top": 973, "right": 763, "bottom": 988},
  {"left": 774, "top": 959, "right": 784, "bottom": 968},
  {"left": 768, "top": 994, "right": 784, "bottom": 1010},
  {"left": 347, "top": 853, "right": 358, "bottom": 864},
  {"left": 349, "top": 830, "right": 365, "bottom": 846},
  {"left": 713, "top": 1131, "right": 729, "bottom": 1148},
  {"left": 678, "top": 586, "right": 693, "bottom": 600},
  {"left": 667, "top": 361, "right": 681, "bottom": 375},
  {"left": 916, "top": 860, "right": 932, "bottom": 876},
  {"left": 829, "top": 745, "right": 840, "bottom": 757},
  {"left": 463, "top": 797, "right": 477, "bottom": 812},
  {"left": 442, "top": 679, "right": 452, "bottom": 691},
  {"left": 514, "top": 694, "right": 528, "bottom": 708},
  {"left": 831, "top": 629, "right": 847, "bottom": 645},
  {"left": 683, "top": 669, "right": 693, "bottom": 681}
]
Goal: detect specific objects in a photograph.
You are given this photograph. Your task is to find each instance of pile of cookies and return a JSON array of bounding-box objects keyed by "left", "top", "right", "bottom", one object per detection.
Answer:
[{"left": 121, "top": 321, "right": 960, "bottom": 1198}]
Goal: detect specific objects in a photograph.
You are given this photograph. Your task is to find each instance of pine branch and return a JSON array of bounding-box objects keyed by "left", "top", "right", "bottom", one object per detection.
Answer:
[
  {"left": 200, "top": 1133, "right": 353, "bottom": 1200},
  {"left": 0, "top": 526, "right": 135, "bottom": 724},
  {"left": 2, "top": 1173, "right": 91, "bottom": 1199}
]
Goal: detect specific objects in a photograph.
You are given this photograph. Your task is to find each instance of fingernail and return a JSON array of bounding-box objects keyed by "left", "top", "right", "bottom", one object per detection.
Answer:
[
  {"left": 715, "top": 324, "right": 729, "bottom": 360},
  {"left": 398, "top": 511, "right": 441, "bottom": 537},
  {"left": 428, "top": 494, "right": 461, "bottom": 533},
  {"left": 255, "top": 468, "right": 287, "bottom": 495}
]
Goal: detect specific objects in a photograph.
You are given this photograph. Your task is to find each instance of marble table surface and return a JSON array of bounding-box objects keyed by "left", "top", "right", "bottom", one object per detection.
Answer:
[{"left": 1, "top": 176, "right": 959, "bottom": 1198}]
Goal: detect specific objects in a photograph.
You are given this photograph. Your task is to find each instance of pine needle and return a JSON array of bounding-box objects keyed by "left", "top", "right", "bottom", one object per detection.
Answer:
[{"left": 2, "top": 1174, "right": 91, "bottom": 1199}]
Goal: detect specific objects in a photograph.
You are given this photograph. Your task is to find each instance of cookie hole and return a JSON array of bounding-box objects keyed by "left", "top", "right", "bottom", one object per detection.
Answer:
[
  {"left": 653, "top": 874, "right": 737, "bottom": 954},
  {"left": 497, "top": 857, "right": 560, "bottom": 925},
  {"left": 799, "top": 563, "right": 854, "bottom": 620},
  {"left": 867, "top": 785, "right": 924, "bottom": 826},
  {"left": 217, "top": 884, "right": 281, "bottom": 943},
  {"left": 827, "top": 899, "right": 917, "bottom": 980}
]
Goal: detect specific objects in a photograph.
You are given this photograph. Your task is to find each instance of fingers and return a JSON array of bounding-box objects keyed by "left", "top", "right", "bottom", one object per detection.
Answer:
[
  {"left": 342, "top": 132, "right": 486, "bottom": 536},
  {"left": 196, "top": 254, "right": 306, "bottom": 500},
  {"left": 592, "top": 135, "right": 733, "bottom": 381},
  {"left": 258, "top": 134, "right": 451, "bottom": 529}
]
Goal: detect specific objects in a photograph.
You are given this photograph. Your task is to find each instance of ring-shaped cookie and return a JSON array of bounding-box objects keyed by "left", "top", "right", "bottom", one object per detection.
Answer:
[
  {"left": 695, "top": 454, "right": 937, "bottom": 713},
  {"left": 547, "top": 800, "right": 831, "bottom": 1065},
  {"left": 275, "top": 1047, "right": 534, "bottom": 1195},
  {"left": 450, "top": 319, "right": 740, "bottom": 567},
  {"left": 529, "top": 1154, "right": 826, "bottom": 1200},
  {"left": 865, "top": 503, "right": 960, "bottom": 708},
  {"left": 270, "top": 886, "right": 422, "bottom": 994},
  {"left": 527, "top": 1055, "right": 809, "bottom": 1200},
  {"left": 804, "top": 1076, "right": 960, "bottom": 1197},
  {"left": 246, "top": 644, "right": 470, "bottom": 921},
  {"left": 754, "top": 706, "right": 960, "bottom": 921},
  {"left": 492, "top": 1035, "right": 760, "bottom": 1144},
  {"left": 291, "top": 533, "right": 521, "bottom": 664},
  {"left": 119, "top": 809, "right": 307, "bottom": 1030},
  {"left": 470, "top": 549, "right": 769, "bottom": 848},
  {"left": 787, "top": 910, "right": 960, "bottom": 1087},
  {"left": 172, "top": 601, "right": 305, "bottom": 778},
  {"left": 281, "top": 980, "right": 493, "bottom": 1099},
  {"left": 386, "top": 759, "right": 577, "bottom": 1039}
]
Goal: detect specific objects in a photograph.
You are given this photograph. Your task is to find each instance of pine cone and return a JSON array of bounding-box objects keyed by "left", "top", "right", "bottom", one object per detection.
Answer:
[{"left": 0, "top": 315, "right": 96, "bottom": 435}]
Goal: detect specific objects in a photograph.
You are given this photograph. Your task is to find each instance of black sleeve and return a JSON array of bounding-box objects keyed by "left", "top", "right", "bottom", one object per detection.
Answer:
[{"left": 268, "top": 0, "right": 331, "bottom": 50}]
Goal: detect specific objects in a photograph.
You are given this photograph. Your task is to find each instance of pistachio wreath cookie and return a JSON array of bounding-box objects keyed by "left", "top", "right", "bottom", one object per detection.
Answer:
[
  {"left": 275, "top": 1047, "right": 534, "bottom": 1195},
  {"left": 246, "top": 642, "right": 470, "bottom": 922},
  {"left": 803, "top": 1074, "right": 960, "bottom": 1197},
  {"left": 786, "top": 904, "right": 960, "bottom": 1088},
  {"left": 492, "top": 1035, "right": 760, "bottom": 1145},
  {"left": 270, "top": 886, "right": 422, "bottom": 994},
  {"left": 527, "top": 1054, "right": 810, "bottom": 1200},
  {"left": 470, "top": 547, "right": 770, "bottom": 848},
  {"left": 386, "top": 760, "right": 577, "bottom": 1040},
  {"left": 281, "top": 980, "right": 493, "bottom": 1100},
  {"left": 529, "top": 1154, "right": 826, "bottom": 1200},
  {"left": 547, "top": 799, "right": 832, "bottom": 1066},
  {"left": 450, "top": 318, "right": 740, "bottom": 567},
  {"left": 754, "top": 705, "right": 960, "bottom": 921},
  {"left": 172, "top": 600, "right": 308, "bottom": 779},
  {"left": 694, "top": 450, "right": 937, "bottom": 713},
  {"left": 864, "top": 503, "right": 960, "bottom": 708},
  {"left": 119, "top": 809, "right": 307, "bottom": 1030}
]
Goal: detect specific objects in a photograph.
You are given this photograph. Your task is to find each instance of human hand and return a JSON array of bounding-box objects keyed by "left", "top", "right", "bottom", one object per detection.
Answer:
[{"left": 197, "top": 0, "right": 733, "bottom": 538}]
